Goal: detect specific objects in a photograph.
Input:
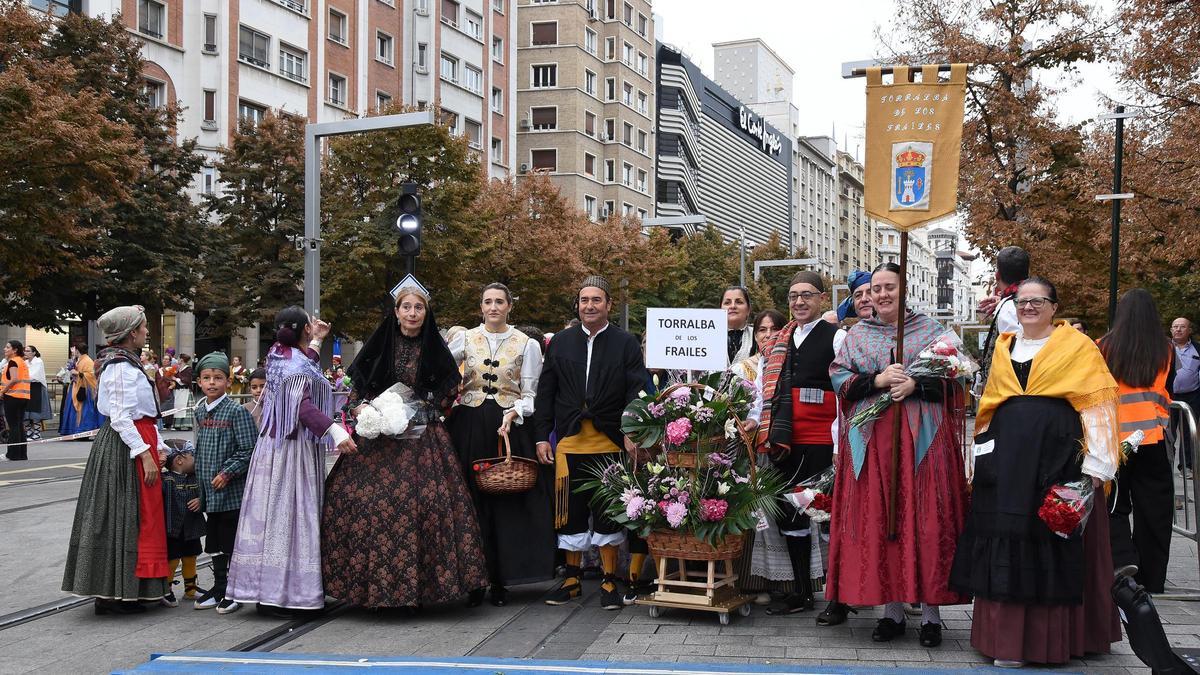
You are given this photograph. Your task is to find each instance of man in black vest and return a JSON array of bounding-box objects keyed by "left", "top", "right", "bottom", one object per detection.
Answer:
[{"left": 757, "top": 271, "right": 846, "bottom": 617}]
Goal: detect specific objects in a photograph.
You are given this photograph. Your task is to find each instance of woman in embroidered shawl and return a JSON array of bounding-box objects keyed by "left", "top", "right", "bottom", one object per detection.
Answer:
[
  {"left": 322, "top": 279, "right": 487, "bottom": 610},
  {"left": 949, "top": 277, "right": 1122, "bottom": 668},
  {"left": 826, "top": 262, "right": 969, "bottom": 648},
  {"left": 62, "top": 305, "right": 169, "bottom": 615},
  {"left": 60, "top": 344, "right": 103, "bottom": 435},
  {"left": 226, "top": 307, "right": 355, "bottom": 614}
]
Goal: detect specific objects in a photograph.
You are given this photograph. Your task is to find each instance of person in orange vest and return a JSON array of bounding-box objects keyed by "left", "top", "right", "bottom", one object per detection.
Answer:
[
  {"left": 1098, "top": 289, "right": 1175, "bottom": 593},
  {"left": 1, "top": 339, "right": 32, "bottom": 461}
]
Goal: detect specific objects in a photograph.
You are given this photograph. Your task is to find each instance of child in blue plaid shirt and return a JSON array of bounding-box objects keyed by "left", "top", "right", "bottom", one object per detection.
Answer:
[{"left": 191, "top": 351, "right": 257, "bottom": 615}]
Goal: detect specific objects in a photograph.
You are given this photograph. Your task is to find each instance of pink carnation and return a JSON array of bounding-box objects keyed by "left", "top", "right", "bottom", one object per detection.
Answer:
[
  {"left": 700, "top": 498, "right": 728, "bottom": 522},
  {"left": 665, "top": 417, "right": 692, "bottom": 445}
]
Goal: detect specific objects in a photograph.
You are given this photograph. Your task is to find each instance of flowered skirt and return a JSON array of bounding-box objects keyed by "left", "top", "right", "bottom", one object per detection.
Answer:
[{"left": 321, "top": 422, "right": 488, "bottom": 608}]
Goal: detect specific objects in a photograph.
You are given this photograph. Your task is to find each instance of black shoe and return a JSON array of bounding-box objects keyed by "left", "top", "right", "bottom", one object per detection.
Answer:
[
  {"left": 488, "top": 585, "right": 507, "bottom": 607},
  {"left": 599, "top": 575, "right": 623, "bottom": 610},
  {"left": 872, "top": 617, "right": 906, "bottom": 642},
  {"left": 256, "top": 603, "right": 293, "bottom": 618},
  {"left": 766, "top": 592, "right": 814, "bottom": 615},
  {"left": 623, "top": 579, "right": 650, "bottom": 606},
  {"left": 919, "top": 622, "right": 943, "bottom": 647},
  {"left": 816, "top": 601, "right": 856, "bottom": 626},
  {"left": 466, "top": 588, "right": 486, "bottom": 608},
  {"left": 94, "top": 599, "right": 146, "bottom": 615},
  {"left": 545, "top": 566, "right": 582, "bottom": 606}
]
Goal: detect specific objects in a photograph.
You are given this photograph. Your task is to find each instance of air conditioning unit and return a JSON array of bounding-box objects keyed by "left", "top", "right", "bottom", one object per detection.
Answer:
[
  {"left": 518, "top": 163, "right": 528, "bottom": 174},
  {"left": 598, "top": 206, "right": 610, "bottom": 219},
  {"left": 519, "top": 119, "right": 531, "bottom": 130}
]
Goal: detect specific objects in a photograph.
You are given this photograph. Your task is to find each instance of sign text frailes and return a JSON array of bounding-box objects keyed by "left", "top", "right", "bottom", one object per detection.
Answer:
[{"left": 737, "top": 107, "right": 782, "bottom": 156}]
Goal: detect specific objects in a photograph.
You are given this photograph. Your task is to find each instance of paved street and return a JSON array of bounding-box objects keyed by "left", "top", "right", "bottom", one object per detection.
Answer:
[{"left": 1, "top": 435, "right": 1197, "bottom": 673}]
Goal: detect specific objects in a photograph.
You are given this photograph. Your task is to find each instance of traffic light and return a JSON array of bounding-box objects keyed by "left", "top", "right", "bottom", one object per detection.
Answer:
[{"left": 395, "top": 182, "right": 421, "bottom": 256}]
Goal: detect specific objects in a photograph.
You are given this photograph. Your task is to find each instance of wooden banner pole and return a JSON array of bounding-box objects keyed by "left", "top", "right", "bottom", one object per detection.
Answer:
[{"left": 888, "top": 231, "right": 910, "bottom": 540}]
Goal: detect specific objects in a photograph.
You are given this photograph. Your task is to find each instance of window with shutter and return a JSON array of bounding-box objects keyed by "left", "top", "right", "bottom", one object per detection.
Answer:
[
  {"left": 531, "top": 107, "right": 557, "bottom": 130},
  {"left": 531, "top": 149, "right": 556, "bottom": 171},
  {"left": 531, "top": 22, "right": 556, "bottom": 46}
]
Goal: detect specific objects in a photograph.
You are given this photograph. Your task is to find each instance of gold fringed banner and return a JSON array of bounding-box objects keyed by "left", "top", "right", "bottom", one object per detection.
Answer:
[{"left": 864, "top": 64, "right": 968, "bottom": 232}]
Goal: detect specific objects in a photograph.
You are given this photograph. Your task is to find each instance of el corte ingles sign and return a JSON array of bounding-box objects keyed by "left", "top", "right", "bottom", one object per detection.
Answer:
[{"left": 737, "top": 107, "right": 782, "bottom": 156}]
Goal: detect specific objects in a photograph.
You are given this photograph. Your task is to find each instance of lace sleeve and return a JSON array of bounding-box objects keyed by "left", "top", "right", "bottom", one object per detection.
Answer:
[{"left": 1080, "top": 399, "right": 1119, "bottom": 481}]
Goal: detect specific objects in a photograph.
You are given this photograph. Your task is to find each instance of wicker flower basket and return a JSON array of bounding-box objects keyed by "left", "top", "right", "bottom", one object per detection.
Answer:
[
  {"left": 473, "top": 431, "right": 539, "bottom": 495},
  {"left": 664, "top": 434, "right": 728, "bottom": 468},
  {"left": 646, "top": 530, "right": 746, "bottom": 562}
]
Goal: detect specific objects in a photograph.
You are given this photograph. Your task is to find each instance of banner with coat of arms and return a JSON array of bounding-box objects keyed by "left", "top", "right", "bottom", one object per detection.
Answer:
[{"left": 864, "top": 64, "right": 968, "bottom": 232}]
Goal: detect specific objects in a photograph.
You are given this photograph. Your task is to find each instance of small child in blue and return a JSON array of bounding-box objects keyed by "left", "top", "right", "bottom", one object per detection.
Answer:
[{"left": 160, "top": 439, "right": 206, "bottom": 607}]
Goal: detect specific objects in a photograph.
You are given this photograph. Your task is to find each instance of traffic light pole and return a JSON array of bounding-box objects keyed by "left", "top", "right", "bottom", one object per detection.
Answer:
[{"left": 303, "top": 110, "right": 434, "bottom": 317}]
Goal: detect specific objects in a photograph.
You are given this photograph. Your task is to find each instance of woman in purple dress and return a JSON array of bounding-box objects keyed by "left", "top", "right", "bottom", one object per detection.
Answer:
[{"left": 226, "top": 307, "right": 356, "bottom": 615}]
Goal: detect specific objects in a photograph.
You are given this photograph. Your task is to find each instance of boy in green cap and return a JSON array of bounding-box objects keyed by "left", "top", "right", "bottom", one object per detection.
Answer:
[{"left": 191, "top": 351, "right": 257, "bottom": 615}]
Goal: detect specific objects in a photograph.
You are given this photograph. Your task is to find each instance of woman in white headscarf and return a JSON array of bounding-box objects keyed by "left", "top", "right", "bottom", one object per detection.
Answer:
[{"left": 62, "top": 306, "right": 171, "bottom": 615}]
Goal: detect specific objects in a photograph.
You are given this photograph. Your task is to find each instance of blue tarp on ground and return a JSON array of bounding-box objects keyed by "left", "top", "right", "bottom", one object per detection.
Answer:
[{"left": 117, "top": 651, "right": 1073, "bottom": 674}]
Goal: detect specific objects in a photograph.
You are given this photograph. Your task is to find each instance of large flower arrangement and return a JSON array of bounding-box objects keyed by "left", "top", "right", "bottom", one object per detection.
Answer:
[
  {"left": 620, "top": 371, "right": 757, "bottom": 451},
  {"left": 581, "top": 450, "right": 788, "bottom": 545}
]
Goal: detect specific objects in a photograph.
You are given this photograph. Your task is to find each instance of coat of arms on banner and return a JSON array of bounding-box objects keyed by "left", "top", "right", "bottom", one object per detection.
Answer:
[{"left": 891, "top": 142, "right": 932, "bottom": 210}]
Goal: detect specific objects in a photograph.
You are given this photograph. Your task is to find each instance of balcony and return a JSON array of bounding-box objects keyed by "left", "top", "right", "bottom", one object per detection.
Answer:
[
  {"left": 272, "top": 0, "right": 305, "bottom": 12},
  {"left": 239, "top": 54, "right": 270, "bottom": 69}
]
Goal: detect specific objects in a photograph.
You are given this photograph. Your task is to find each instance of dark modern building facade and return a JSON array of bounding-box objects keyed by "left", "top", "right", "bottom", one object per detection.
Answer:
[{"left": 654, "top": 43, "right": 792, "bottom": 247}]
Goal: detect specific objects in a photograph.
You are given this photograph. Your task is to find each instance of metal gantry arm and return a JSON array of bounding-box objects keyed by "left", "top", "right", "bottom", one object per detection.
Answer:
[{"left": 303, "top": 110, "right": 435, "bottom": 316}]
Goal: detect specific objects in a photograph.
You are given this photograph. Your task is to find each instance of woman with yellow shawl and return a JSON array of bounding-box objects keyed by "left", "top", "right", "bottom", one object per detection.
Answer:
[
  {"left": 950, "top": 276, "right": 1123, "bottom": 668},
  {"left": 61, "top": 345, "right": 103, "bottom": 435}
]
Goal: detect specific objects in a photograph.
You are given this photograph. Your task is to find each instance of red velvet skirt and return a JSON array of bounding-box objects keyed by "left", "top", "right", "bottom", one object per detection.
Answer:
[
  {"left": 970, "top": 491, "right": 1123, "bottom": 663},
  {"left": 826, "top": 404, "right": 969, "bottom": 606}
]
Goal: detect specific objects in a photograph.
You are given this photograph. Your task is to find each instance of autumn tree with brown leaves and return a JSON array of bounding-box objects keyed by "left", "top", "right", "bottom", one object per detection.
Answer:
[
  {"left": 450, "top": 172, "right": 676, "bottom": 332},
  {"left": 881, "top": 0, "right": 1118, "bottom": 322},
  {"left": 1095, "top": 0, "right": 1200, "bottom": 324},
  {"left": 0, "top": 5, "right": 143, "bottom": 329}
]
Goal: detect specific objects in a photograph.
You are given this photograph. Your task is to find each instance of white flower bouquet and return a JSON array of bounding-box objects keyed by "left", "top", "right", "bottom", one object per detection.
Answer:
[{"left": 354, "top": 382, "right": 419, "bottom": 439}]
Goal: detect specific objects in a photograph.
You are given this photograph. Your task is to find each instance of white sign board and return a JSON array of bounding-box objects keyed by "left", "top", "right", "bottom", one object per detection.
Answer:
[{"left": 645, "top": 308, "right": 727, "bottom": 372}]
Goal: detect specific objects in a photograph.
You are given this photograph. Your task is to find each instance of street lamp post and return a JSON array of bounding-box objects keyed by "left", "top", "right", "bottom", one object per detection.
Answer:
[{"left": 1095, "top": 106, "right": 1138, "bottom": 324}]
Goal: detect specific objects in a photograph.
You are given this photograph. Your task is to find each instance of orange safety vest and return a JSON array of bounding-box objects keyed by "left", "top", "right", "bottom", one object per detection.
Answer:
[
  {"left": 2, "top": 355, "right": 30, "bottom": 400},
  {"left": 1116, "top": 362, "right": 1171, "bottom": 445}
]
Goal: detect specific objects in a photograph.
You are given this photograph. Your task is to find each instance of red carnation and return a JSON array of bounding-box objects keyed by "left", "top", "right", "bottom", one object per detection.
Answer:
[
  {"left": 810, "top": 492, "right": 833, "bottom": 513},
  {"left": 1038, "top": 495, "right": 1083, "bottom": 537}
]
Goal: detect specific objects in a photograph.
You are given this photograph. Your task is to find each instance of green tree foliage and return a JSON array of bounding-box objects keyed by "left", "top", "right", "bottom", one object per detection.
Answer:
[
  {"left": 319, "top": 106, "right": 481, "bottom": 340},
  {"left": 200, "top": 114, "right": 307, "bottom": 335}
]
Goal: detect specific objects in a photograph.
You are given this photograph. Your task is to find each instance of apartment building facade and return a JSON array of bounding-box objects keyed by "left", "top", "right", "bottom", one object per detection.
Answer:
[
  {"left": 514, "top": 0, "right": 655, "bottom": 221},
  {"left": 836, "top": 149, "right": 874, "bottom": 277},
  {"left": 25, "top": 0, "right": 519, "bottom": 362},
  {"left": 875, "top": 222, "right": 938, "bottom": 315}
]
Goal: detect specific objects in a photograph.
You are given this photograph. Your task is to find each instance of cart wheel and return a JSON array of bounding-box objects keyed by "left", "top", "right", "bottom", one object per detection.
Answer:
[
  {"left": 739, "top": 603, "right": 752, "bottom": 617},
  {"left": 647, "top": 605, "right": 662, "bottom": 619},
  {"left": 718, "top": 612, "right": 730, "bottom": 625}
]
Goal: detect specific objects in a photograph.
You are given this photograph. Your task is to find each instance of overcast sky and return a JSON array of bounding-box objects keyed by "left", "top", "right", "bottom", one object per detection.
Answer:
[{"left": 653, "top": 0, "right": 1121, "bottom": 163}]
